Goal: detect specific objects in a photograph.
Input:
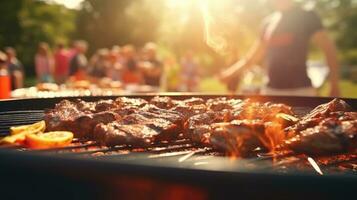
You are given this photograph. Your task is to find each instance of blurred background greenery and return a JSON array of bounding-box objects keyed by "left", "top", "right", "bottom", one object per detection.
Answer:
[{"left": 1, "top": 0, "right": 357, "bottom": 95}]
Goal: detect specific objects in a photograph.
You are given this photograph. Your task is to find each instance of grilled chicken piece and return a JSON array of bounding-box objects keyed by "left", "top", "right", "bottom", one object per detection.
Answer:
[{"left": 285, "top": 119, "right": 357, "bottom": 155}]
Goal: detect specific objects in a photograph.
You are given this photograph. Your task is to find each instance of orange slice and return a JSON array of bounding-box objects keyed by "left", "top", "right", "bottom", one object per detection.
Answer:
[{"left": 26, "top": 131, "right": 73, "bottom": 149}]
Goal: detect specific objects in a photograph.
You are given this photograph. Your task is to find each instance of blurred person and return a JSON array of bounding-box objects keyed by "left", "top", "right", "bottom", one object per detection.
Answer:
[
  {"left": 180, "top": 50, "right": 200, "bottom": 92},
  {"left": 88, "top": 48, "right": 110, "bottom": 79},
  {"left": 53, "top": 42, "right": 70, "bottom": 84},
  {"left": 163, "top": 56, "right": 180, "bottom": 92},
  {"left": 35, "top": 42, "right": 54, "bottom": 83},
  {"left": 69, "top": 40, "right": 88, "bottom": 81},
  {"left": 121, "top": 45, "right": 143, "bottom": 85},
  {"left": 5, "top": 47, "right": 24, "bottom": 89},
  {"left": 220, "top": 0, "right": 340, "bottom": 97},
  {"left": 0, "top": 51, "right": 11, "bottom": 99},
  {"left": 140, "top": 42, "right": 163, "bottom": 87},
  {"left": 106, "top": 46, "right": 123, "bottom": 81}
]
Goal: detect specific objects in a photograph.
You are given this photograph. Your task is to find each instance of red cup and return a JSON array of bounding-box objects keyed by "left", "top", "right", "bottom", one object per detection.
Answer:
[{"left": 0, "top": 75, "right": 11, "bottom": 99}]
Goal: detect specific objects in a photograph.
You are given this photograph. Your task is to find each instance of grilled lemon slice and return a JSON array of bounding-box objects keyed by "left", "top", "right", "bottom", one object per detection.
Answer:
[
  {"left": 1, "top": 121, "right": 46, "bottom": 145},
  {"left": 26, "top": 131, "right": 74, "bottom": 149},
  {"left": 10, "top": 121, "right": 46, "bottom": 135}
]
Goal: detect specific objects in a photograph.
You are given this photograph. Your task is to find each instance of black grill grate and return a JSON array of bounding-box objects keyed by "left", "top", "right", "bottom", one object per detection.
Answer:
[{"left": 0, "top": 103, "right": 356, "bottom": 176}]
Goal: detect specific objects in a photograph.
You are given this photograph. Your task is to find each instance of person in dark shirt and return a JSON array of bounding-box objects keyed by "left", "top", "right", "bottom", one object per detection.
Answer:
[
  {"left": 69, "top": 40, "right": 88, "bottom": 80},
  {"left": 5, "top": 47, "right": 24, "bottom": 89},
  {"left": 121, "top": 45, "right": 143, "bottom": 85},
  {"left": 220, "top": 0, "right": 340, "bottom": 97},
  {"left": 140, "top": 43, "right": 163, "bottom": 87}
]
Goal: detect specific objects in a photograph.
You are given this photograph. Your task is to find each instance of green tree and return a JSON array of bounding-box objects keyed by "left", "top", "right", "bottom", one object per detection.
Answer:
[
  {"left": 0, "top": 0, "right": 76, "bottom": 76},
  {"left": 75, "top": 0, "right": 163, "bottom": 54},
  {"left": 19, "top": 0, "right": 76, "bottom": 75}
]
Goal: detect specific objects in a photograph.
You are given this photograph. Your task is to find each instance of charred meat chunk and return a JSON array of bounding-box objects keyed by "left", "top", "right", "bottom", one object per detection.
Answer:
[
  {"left": 115, "top": 97, "right": 148, "bottom": 108},
  {"left": 171, "top": 104, "right": 207, "bottom": 119},
  {"left": 285, "top": 119, "right": 357, "bottom": 155},
  {"left": 45, "top": 100, "right": 120, "bottom": 138},
  {"left": 209, "top": 120, "right": 266, "bottom": 157},
  {"left": 94, "top": 122, "right": 161, "bottom": 147},
  {"left": 123, "top": 113, "right": 180, "bottom": 141},
  {"left": 286, "top": 99, "right": 352, "bottom": 136},
  {"left": 150, "top": 96, "right": 174, "bottom": 109},
  {"left": 206, "top": 97, "right": 243, "bottom": 111}
]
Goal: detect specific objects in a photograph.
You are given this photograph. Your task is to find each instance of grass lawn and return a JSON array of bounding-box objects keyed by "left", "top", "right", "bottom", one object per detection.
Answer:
[
  {"left": 199, "top": 77, "right": 357, "bottom": 98},
  {"left": 24, "top": 76, "right": 356, "bottom": 98}
]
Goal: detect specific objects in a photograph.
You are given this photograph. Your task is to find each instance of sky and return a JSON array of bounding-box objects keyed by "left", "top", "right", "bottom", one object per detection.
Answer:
[{"left": 50, "top": 0, "right": 84, "bottom": 9}]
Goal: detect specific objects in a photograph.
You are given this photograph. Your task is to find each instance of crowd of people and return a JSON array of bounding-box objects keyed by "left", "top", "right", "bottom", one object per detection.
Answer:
[{"left": 0, "top": 40, "right": 202, "bottom": 95}]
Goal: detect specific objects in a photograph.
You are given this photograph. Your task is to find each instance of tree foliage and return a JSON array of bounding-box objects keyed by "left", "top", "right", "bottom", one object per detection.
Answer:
[{"left": 0, "top": 0, "right": 76, "bottom": 75}]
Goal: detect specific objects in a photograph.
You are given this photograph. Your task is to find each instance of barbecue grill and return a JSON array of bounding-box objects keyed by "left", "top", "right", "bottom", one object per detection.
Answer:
[{"left": 0, "top": 94, "right": 356, "bottom": 200}]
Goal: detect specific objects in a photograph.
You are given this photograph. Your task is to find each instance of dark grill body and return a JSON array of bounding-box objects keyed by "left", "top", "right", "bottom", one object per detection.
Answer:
[{"left": 0, "top": 95, "right": 356, "bottom": 200}]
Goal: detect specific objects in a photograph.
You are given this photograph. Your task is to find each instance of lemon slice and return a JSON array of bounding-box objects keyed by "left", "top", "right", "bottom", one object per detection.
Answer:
[
  {"left": 0, "top": 133, "right": 27, "bottom": 145},
  {"left": 26, "top": 131, "right": 74, "bottom": 149},
  {"left": 10, "top": 121, "right": 46, "bottom": 135}
]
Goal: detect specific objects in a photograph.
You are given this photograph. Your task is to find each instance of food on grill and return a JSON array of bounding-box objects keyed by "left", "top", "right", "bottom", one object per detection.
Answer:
[
  {"left": 284, "top": 99, "right": 357, "bottom": 155},
  {"left": 1, "top": 121, "right": 74, "bottom": 149},
  {"left": 209, "top": 120, "right": 266, "bottom": 157},
  {"left": 286, "top": 99, "right": 351, "bottom": 135},
  {"left": 10, "top": 120, "right": 46, "bottom": 136},
  {"left": 14, "top": 96, "right": 354, "bottom": 157},
  {"left": 26, "top": 131, "right": 74, "bottom": 149},
  {"left": 1, "top": 121, "right": 46, "bottom": 145},
  {"left": 286, "top": 119, "right": 357, "bottom": 155},
  {"left": 285, "top": 115, "right": 357, "bottom": 155},
  {"left": 44, "top": 99, "right": 121, "bottom": 138},
  {"left": 94, "top": 122, "right": 169, "bottom": 147}
]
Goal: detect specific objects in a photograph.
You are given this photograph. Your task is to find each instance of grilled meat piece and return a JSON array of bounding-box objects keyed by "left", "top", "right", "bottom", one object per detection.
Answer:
[
  {"left": 285, "top": 119, "right": 357, "bottom": 155},
  {"left": 286, "top": 99, "right": 352, "bottom": 136},
  {"left": 170, "top": 97, "right": 207, "bottom": 119},
  {"left": 182, "top": 97, "right": 205, "bottom": 106},
  {"left": 304, "top": 99, "right": 351, "bottom": 120},
  {"left": 94, "top": 122, "right": 161, "bottom": 147},
  {"left": 171, "top": 104, "right": 207, "bottom": 119},
  {"left": 123, "top": 113, "right": 180, "bottom": 140},
  {"left": 209, "top": 120, "right": 266, "bottom": 157},
  {"left": 206, "top": 97, "right": 243, "bottom": 111},
  {"left": 45, "top": 100, "right": 120, "bottom": 138},
  {"left": 186, "top": 111, "right": 232, "bottom": 143},
  {"left": 142, "top": 105, "right": 184, "bottom": 125},
  {"left": 150, "top": 96, "right": 174, "bottom": 109},
  {"left": 115, "top": 97, "right": 148, "bottom": 108},
  {"left": 234, "top": 100, "right": 294, "bottom": 121}
]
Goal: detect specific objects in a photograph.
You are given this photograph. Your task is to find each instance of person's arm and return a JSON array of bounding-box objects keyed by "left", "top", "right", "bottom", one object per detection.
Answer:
[
  {"left": 220, "top": 40, "right": 267, "bottom": 83},
  {"left": 13, "top": 70, "right": 23, "bottom": 89},
  {"left": 34, "top": 55, "right": 42, "bottom": 81},
  {"left": 312, "top": 30, "right": 340, "bottom": 97}
]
